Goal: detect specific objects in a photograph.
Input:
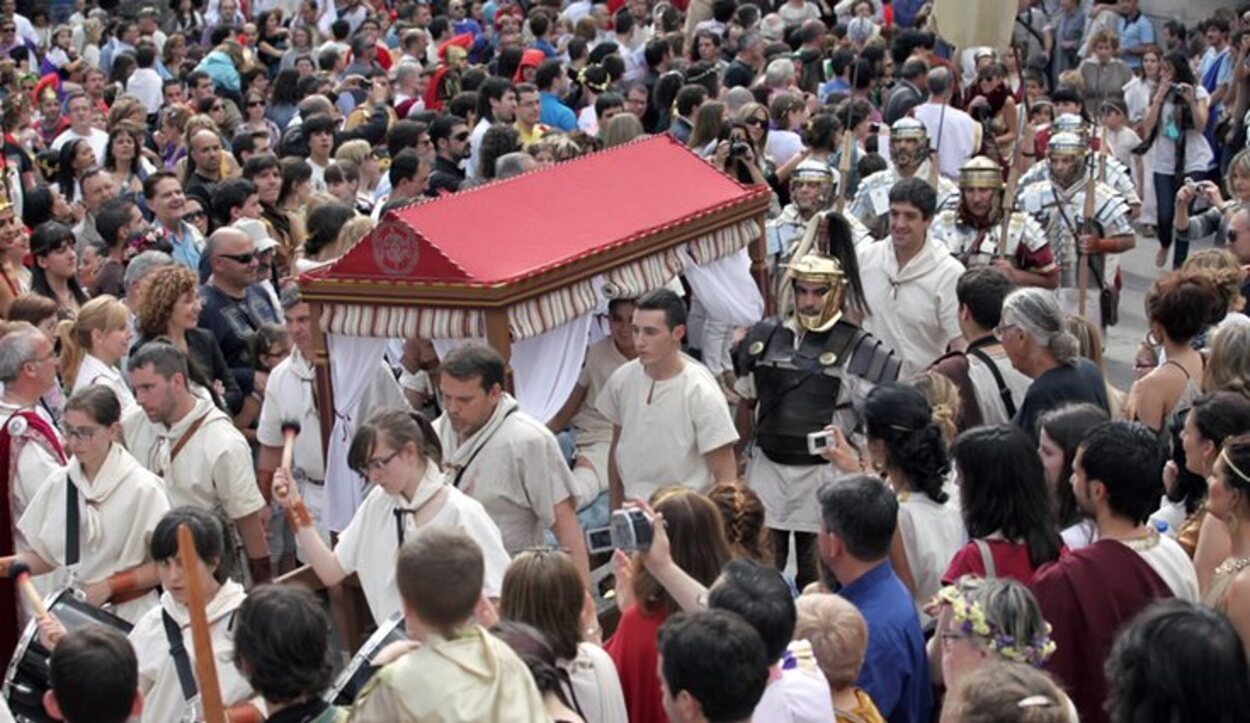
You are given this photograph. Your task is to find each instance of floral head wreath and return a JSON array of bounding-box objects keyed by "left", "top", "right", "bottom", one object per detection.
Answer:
[{"left": 937, "top": 585, "right": 1056, "bottom": 668}]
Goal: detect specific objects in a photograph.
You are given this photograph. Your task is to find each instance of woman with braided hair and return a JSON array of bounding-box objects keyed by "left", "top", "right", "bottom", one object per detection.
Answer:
[
  {"left": 706, "top": 481, "right": 773, "bottom": 566},
  {"left": 829, "top": 383, "right": 965, "bottom": 615}
]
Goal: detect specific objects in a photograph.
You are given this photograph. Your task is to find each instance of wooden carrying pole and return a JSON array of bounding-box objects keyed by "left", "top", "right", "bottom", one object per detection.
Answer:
[
  {"left": 178, "top": 524, "right": 227, "bottom": 723},
  {"left": 1078, "top": 161, "right": 1096, "bottom": 317}
]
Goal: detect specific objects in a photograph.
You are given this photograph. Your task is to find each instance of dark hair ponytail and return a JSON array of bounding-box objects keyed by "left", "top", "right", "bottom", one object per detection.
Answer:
[{"left": 864, "top": 383, "right": 950, "bottom": 503}]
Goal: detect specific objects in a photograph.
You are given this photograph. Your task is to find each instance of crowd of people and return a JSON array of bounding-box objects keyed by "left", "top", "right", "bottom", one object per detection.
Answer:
[{"left": 0, "top": 0, "right": 1245, "bottom": 721}]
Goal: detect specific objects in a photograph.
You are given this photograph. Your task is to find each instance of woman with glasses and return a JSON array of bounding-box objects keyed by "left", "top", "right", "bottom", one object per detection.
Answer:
[
  {"left": 927, "top": 576, "right": 1058, "bottom": 699},
  {"left": 271, "top": 407, "right": 510, "bottom": 625},
  {"left": 182, "top": 196, "right": 210, "bottom": 238},
  {"left": 197, "top": 95, "right": 235, "bottom": 138},
  {"left": 1176, "top": 150, "right": 1250, "bottom": 253},
  {"left": 133, "top": 265, "right": 242, "bottom": 414},
  {"left": 240, "top": 89, "right": 280, "bottom": 149},
  {"left": 58, "top": 295, "right": 136, "bottom": 412},
  {"left": 2, "top": 385, "right": 170, "bottom": 623},
  {"left": 29, "top": 221, "right": 86, "bottom": 320}
]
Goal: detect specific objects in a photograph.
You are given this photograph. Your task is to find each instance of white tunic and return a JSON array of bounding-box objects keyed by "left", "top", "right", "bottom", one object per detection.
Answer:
[
  {"left": 433, "top": 394, "right": 576, "bottom": 554},
  {"left": 567, "top": 337, "right": 631, "bottom": 507},
  {"left": 256, "top": 348, "right": 329, "bottom": 543},
  {"left": 560, "top": 641, "right": 629, "bottom": 723},
  {"left": 18, "top": 444, "right": 169, "bottom": 623},
  {"left": 898, "top": 484, "right": 966, "bottom": 618},
  {"left": 1134, "top": 534, "right": 1200, "bottom": 602},
  {"left": 71, "top": 354, "right": 137, "bottom": 413},
  {"left": 858, "top": 238, "right": 965, "bottom": 377},
  {"left": 597, "top": 358, "right": 739, "bottom": 502},
  {"left": 966, "top": 346, "right": 1034, "bottom": 426},
  {"left": 0, "top": 401, "right": 65, "bottom": 552},
  {"left": 129, "top": 582, "right": 255, "bottom": 723},
  {"left": 123, "top": 398, "right": 266, "bottom": 520},
  {"left": 333, "top": 465, "right": 511, "bottom": 624}
]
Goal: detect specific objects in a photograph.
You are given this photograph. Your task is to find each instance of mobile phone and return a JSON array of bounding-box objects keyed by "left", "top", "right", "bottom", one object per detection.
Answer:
[{"left": 807, "top": 430, "right": 835, "bottom": 455}]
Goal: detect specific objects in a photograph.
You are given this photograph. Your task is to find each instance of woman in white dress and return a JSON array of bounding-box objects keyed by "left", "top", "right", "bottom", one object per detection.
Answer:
[
  {"left": 6, "top": 385, "right": 168, "bottom": 623},
  {"left": 272, "top": 408, "right": 510, "bottom": 625},
  {"left": 831, "top": 383, "right": 964, "bottom": 617},
  {"left": 58, "top": 295, "right": 136, "bottom": 412}
]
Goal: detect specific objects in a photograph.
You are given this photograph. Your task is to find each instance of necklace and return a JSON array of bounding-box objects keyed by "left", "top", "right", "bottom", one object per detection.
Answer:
[
  {"left": 1113, "top": 527, "right": 1161, "bottom": 552},
  {"left": 1215, "top": 557, "right": 1250, "bottom": 579}
]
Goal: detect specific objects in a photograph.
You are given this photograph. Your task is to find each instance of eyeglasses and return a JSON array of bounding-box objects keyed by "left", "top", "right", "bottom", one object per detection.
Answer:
[
  {"left": 65, "top": 426, "right": 101, "bottom": 442},
  {"left": 218, "top": 251, "right": 256, "bottom": 264},
  {"left": 994, "top": 323, "right": 1019, "bottom": 338},
  {"left": 363, "top": 449, "right": 401, "bottom": 473}
]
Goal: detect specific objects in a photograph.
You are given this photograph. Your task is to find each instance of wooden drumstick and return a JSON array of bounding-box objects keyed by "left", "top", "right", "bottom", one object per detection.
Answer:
[
  {"left": 178, "top": 524, "right": 227, "bottom": 723},
  {"left": 280, "top": 420, "right": 301, "bottom": 472},
  {"left": 10, "top": 562, "right": 46, "bottom": 620}
]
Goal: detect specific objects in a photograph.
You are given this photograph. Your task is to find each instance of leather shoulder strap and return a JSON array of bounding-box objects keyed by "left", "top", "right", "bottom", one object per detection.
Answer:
[
  {"left": 975, "top": 538, "right": 997, "bottom": 579},
  {"left": 162, "top": 609, "right": 199, "bottom": 701},
  {"left": 967, "top": 346, "right": 1018, "bottom": 418}
]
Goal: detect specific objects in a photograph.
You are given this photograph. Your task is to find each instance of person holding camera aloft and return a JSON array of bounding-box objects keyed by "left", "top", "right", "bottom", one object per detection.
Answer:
[{"left": 1142, "top": 52, "right": 1214, "bottom": 269}]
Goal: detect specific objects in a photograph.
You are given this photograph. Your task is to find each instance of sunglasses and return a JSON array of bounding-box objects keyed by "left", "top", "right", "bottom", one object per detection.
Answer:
[
  {"left": 183, "top": 210, "right": 206, "bottom": 221},
  {"left": 1231, "top": 229, "right": 1242, "bottom": 245},
  {"left": 247, "top": 100, "right": 265, "bottom": 107},
  {"left": 746, "top": 117, "right": 768, "bottom": 127},
  {"left": 211, "top": 104, "right": 226, "bottom": 111},
  {"left": 454, "top": 131, "right": 470, "bottom": 141},
  {"left": 219, "top": 252, "right": 257, "bottom": 264}
]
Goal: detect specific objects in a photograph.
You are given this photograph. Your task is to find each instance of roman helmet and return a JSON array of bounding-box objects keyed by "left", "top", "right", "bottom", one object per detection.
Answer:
[
  {"left": 1051, "top": 113, "right": 1089, "bottom": 141},
  {"left": 958, "top": 156, "right": 1005, "bottom": 190},
  {"left": 790, "top": 158, "right": 837, "bottom": 211},
  {"left": 1047, "top": 131, "right": 1087, "bottom": 188},
  {"left": 784, "top": 253, "right": 847, "bottom": 332},
  {"left": 889, "top": 117, "right": 930, "bottom": 168}
]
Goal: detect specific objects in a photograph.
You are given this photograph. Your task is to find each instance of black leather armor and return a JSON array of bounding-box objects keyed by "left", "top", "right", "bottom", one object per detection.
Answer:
[{"left": 737, "top": 317, "right": 901, "bottom": 466}]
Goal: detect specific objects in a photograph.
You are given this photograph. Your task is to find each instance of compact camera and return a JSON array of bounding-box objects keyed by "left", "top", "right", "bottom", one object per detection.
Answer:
[{"left": 586, "top": 508, "right": 655, "bottom": 554}]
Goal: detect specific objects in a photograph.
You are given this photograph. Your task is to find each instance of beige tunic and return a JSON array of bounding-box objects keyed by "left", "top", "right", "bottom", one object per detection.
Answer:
[
  {"left": 18, "top": 444, "right": 169, "bottom": 623},
  {"left": 123, "top": 398, "right": 265, "bottom": 520},
  {"left": 433, "top": 395, "right": 576, "bottom": 554}
]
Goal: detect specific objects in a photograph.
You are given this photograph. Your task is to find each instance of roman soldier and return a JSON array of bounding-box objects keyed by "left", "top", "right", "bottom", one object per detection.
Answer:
[
  {"left": 849, "top": 117, "right": 959, "bottom": 239},
  {"left": 424, "top": 33, "right": 473, "bottom": 113},
  {"left": 735, "top": 223, "right": 900, "bottom": 588},
  {"left": 1019, "top": 113, "right": 1141, "bottom": 213},
  {"left": 929, "top": 155, "right": 1058, "bottom": 288}
]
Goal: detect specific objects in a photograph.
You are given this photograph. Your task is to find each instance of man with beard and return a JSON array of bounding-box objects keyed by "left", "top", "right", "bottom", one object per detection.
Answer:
[
  {"left": 468, "top": 77, "right": 517, "bottom": 180},
  {"left": 849, "top": 118, "right": 958, "bottom": 239},
  {"left": 426, "top": 114, "right": 470, "bottom": 196},
  {"left": 1019, "top": 113, "right": 1141, "bottom": 217},
  {"left": 766, "top": 159, "right": 839, "bottom": 271},
  {"left": 735, "top": 240, "right": 900, "bottom": 588},
  {"left": 929, "top": 156, "right": 1058, "bottom": 289},
  {"left": 1015, "top": 132, "right": 1135, "bottom": 327}
]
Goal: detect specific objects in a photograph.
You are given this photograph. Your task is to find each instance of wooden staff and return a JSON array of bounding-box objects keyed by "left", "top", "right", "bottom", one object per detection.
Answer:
[
  {"left": 998, "top": 141, "right": 1026, "bottom": 258},
  {"left": 178, "top": 524, "right": 227, "bottom": 723},
  {"left": 1078, "top": 160, "right": 1096, "bottom": 318},
  {"left": 834, "top": 60, "right": 859, "bottom": 214},
  {"left": 280, "top": 420, "right": 301, "bottom": 471}
]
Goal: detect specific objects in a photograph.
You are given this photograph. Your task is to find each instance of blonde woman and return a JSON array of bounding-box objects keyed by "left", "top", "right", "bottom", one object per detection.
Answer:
[{"left": 58, "top": 295, "right": 135, "bottom": 412}]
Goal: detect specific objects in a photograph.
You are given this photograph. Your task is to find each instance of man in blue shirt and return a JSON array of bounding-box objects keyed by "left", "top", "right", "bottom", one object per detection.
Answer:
[
  {"left": 818, "top": 475, "right": 932, "bottom": 723},
  {"left": 536, "top": 58, "right": 578, "bottom": 132},
  {"left": 1116, "top": 0, "right": 1157, "bottom": 73}
]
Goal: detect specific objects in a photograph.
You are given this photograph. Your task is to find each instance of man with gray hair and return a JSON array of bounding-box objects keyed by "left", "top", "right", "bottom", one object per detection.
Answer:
[
  {"left": 0, "top": 323, "right": 67, "bottom": 556},
  {"left": 883, "top": 57, "right": 929, "bottom": 125},
  {"left": 495, "top": 152, "right": 538, "bottom": 179},
  {"left": 910, "top": 66, "right": 978, "bottom": 181},
  {"left": 997, "top": 287, "right": 1109, "bottom": 438},
  {"left": 724, "top": 30, "right": 764, "bottom": 89},
  {"left": 199, "top": 226, "right": 280, "bottom": 405}
]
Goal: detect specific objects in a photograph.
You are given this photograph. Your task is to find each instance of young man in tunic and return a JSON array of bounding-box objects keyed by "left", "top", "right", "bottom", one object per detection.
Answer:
[
  {"left": 432, "top": 342, "right": 591, "bottom": 584},
  {"left": 1030, "top": 421, "right": 1199, "bottom": 723},
  {"left": 598, "top": 288, "right": 739, "bottom": 510},
  {"left": 123, "top": 342, "right": 271, "bottom": 585}
]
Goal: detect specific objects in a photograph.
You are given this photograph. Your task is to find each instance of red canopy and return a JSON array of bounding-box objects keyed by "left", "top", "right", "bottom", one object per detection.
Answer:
[{"left": 301, "top": 135, "right": 769, "bottom": 303}]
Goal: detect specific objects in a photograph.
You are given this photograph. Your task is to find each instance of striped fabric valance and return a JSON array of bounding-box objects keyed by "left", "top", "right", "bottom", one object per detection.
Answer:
[{"left": 319, "top": 218, "right": 760, "bottom": 341}]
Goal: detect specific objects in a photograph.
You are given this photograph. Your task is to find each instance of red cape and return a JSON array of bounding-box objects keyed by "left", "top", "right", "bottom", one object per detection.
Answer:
[{"left": 1030, "top": 539, "right": 1174, "bottom": 723}]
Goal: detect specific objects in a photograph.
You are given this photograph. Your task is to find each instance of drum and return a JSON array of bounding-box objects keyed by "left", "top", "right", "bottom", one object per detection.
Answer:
[
  {"left": 3, "top": 589, "right": 133, "bottom": 723},
  {"left": 324, "top": 613, "right": 408, "bottom": 706}
]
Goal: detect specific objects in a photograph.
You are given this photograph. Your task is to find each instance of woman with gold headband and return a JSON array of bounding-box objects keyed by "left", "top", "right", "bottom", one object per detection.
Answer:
[
  {"left": 0, "top": 196, "right": 29, "bottom": 317},
  {"left": 927, "top": 576, "right": 1063, "bottom": 706},
  {"left": 1202, "top": 434, "right": 1250, "bottom": 654}
]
